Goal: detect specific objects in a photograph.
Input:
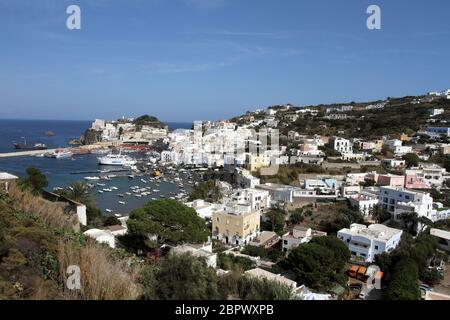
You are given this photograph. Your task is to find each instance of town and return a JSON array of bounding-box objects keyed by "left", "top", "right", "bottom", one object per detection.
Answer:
[{"left": 2, "top": 89, "right": 450, "bottom": 301}]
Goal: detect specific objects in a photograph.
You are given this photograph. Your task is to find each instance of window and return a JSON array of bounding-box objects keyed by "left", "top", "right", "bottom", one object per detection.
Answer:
[
  {"left": 375, "top": 245, "right": 379, "bottom": 250},
  {"left": 284, "top": 240, "right": 288, "bottom": 245}
]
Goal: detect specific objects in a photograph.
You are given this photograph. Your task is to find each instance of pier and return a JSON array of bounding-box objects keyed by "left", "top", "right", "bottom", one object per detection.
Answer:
[{"left": 0, "top": 148, "right": 60, "bottom": 158}]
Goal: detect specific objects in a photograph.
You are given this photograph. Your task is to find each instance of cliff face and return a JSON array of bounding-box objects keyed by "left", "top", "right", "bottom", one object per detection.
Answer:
[{"left": 80, "top": 129, "right": 102, "bottom": 145}]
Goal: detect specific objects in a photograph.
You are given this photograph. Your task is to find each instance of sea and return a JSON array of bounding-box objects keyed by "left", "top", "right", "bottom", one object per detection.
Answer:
[{"left": 0, "top": 119, "right": 193, "bottom": 215}]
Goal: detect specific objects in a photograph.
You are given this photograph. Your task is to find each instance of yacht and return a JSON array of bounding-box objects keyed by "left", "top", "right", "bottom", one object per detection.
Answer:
[{"left": 98, "top": 152, "right": 137, "bottom": 166}]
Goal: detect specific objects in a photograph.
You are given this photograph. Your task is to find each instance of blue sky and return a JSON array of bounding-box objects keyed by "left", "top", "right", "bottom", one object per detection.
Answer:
[{"left": 0, "top": 0, "right": 449, "bottom": 122}]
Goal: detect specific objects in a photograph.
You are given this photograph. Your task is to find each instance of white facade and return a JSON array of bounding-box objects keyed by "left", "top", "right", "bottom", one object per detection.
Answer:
[
  {"left": 384, "top": 139, "right": 412, "bottom": 156},
  {"left": 348, "top": 193, "right": 379, "bottom": 217},
  {"left": 338, "top": 224, "right": 403, "bottom": 262},
  {"left": 228, "top": 188, "right": 271, "bottom": 212},
  {"left": 332, "top": 137, "right": 353, "bottom": 154},
  {"left": 282, "top": 226, "right": 327, "bottom": 255},
  {"left": 378, "top": 186, "right": 435, "bottom": 221}
]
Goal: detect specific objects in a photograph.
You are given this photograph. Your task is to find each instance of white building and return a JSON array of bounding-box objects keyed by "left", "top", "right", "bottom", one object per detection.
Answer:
[
  {"left": 171, "top": 243, "right": 217, "bottom": 268},
  {"left": 378, "top": 186, "right": 435, "bottom": 222},
  {"left": 348, "top": 193, "right": 379, "bottom": 217},
  {"left": 227, "top": 188, "right": 271, "bottom": 212},
  {"left": 83, "top": 229, "right": 116, "bottom": 248},
  {"left": 384, "top": 139, "right": 412, "bottom": 156},
  {"left": 332, "top": 137, "right": 353, "bottom": 154},
  {"left": 337, "top": 224, "right": 403, "bottom": 262},
  {"left": 185, "top": 199, "right": 218, "bottom": 219},
  {"left": 0, "top": 172, "right": 19, "bottom": 193},
  {"left": 282, "top": 226, "right": 327, "bottom": 255}
]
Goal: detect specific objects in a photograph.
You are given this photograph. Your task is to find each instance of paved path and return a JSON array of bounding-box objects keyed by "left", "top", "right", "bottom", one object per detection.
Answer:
[{"left": 0, "top": 148, "right": 60, "bottom": 158}]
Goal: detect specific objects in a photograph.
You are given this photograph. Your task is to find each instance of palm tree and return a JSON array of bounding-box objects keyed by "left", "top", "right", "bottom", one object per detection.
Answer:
[{"left": 67, "top": 182, "right": 93, "bottom": 205}]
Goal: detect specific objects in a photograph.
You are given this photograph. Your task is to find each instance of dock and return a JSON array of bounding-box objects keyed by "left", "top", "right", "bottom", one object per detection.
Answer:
[{"left": 0, "top": 148, "right": 60, "bottom": 158}]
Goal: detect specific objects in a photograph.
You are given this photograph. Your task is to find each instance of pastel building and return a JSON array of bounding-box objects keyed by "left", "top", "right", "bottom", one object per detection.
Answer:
[{"left": 212, "top": 205, "right": 260, "bottom": 246}]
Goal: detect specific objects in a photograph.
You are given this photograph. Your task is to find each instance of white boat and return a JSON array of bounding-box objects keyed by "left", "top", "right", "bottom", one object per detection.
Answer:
[
  {"left": 84, "top": 176, "right": 100, "bottom": 181},
  {"left": 53, "top": 150, "right": 73, "bottom": 159},
  {"left": 105, "top": 209, "right": 113, "bottom": 213},
  {"left": 141, "top": 179, "right": 148, "bottom": 183},
  {"left": 118, "top": 201, "right": 126, "bottom": 205},
  {"left": 98, "top": 152, "right": 137, "bottom": 166},
  {"left": 114, "top": 214, "right": 122, "bottom": 217},
  {"left": 97, "top": 183, "right": 106, "bottom": 187},
  {"left": 98, "top": 190, "right": 104, "bottom": 194},
  {"left": 111, "top": 186, "right": 118, "bottom": 190}
]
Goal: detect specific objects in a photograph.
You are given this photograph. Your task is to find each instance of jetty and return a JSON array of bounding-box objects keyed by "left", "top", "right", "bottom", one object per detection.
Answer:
[{"left": 0, "top": 148, "right": 60, "bottom": 158}]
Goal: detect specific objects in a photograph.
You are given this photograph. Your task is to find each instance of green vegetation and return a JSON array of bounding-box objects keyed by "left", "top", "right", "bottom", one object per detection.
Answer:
[
  {"left": 140, "top": 253, "right": 221, "bottom": 300},
  {"left": 132, "top": 114, "right": 165, "bottom": 128},
  {"left": 402, "top": 153, "right": 420, "bottom": 167},
  {"left": 284, "top": 236, "right": 350, "bottom": 291},
  {"left": 0, "top": 183, "right": 141, "bottom": 299},
  {"left": 264, "top": 207, "right": 286, "bottom": 233},
  {"left": 318, "top": 205, "right": 364, "bottom": 234},
  {"left": 384, "top": 259, "right": 421, "bottom": 300},
  {"left": 19, "top": 167, "right": 48, "bottom": 194},
  {"left": 188, "top": 180, "right": 222, "bottom": 202},
  {"left": 126, "top": 199, "right": 209, "bottom": 250},
  {"left": 376, "top": 233, "right": 438, "bottom": 300},
  {"left": 217, "top": 253, "right": 256, "bottom": 271},
  {"left": 218, "top": 270, "right": 296, "bottom": 300}
]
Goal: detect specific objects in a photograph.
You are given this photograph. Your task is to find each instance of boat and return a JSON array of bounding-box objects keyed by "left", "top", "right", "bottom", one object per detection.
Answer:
[
  {"left": 98, "top": 190, "right": 104, "bottom": 194},
  {"left": 97, "top": 183, "right": 106, "bottom": 187},
  {"left": 114, "top": 214, "right": 122, "bottom": 217},
  {"left": 98, "top": 152, "right": 137, "bottom": 166},
  {"left": 117, "top": 194, "right": 124, "bottom": 197},
  {"left": 118, "top": 201, "right": 126, "bottom": 205},
  {"left": 84, "top": 176, "right": 100, "bottom": 181},
  {"left": 105, "top": 209, "right": 113, "bottom": 213},
  {"left": 13, "top": 137, "right": 47, "bottom": 150},
  {"left": 141, "top": 179, "right": 148, "bottom": 183},
  {"left": 52, "top": 149, "right": 73, "bottom": 159},
  {"left": 128, "top": 175, "right": 135, "bottom": 179}
]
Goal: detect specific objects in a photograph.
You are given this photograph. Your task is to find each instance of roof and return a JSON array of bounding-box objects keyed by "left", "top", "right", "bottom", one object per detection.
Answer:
[
  {"left": 339, "top": 223, "right": 402, "bottom": 242},
  {"left": 0, "top": 172, "right": 19, "bottom": 180},
  {"left": 245, "top": 268, "right": 297, "bottom": 289},
  {"left": 425, "top": 291, "right": 450, "bottom": 300},
  {"left": 430, "top": 228, "right": 450, "bottom": 241}
]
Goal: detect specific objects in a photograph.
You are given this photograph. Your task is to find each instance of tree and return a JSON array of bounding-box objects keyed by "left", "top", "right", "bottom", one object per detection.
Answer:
[
  {"left": 126, "top": 199, "right": 209, "bottom": 249},
  {"left": 20, "top": 167, "right": 48, "bottom": 194},
  {"left": 289, "top": 209, "right": 304, "bottom": 225},
  {"left": 149, "top": 253, "right": 220, "bottom": 300},
  {"left": 265, "top": 209, "right": 286, "bottom": 233},
  {"left": 285, "top": 236, "right": 350, "bottom": 291},
  {"left": 402, "top": 153, "right": 420, "bottom": 167},
  {"left": 384, "top": 259, "right": 420, "bottom": 300},
  {"left": 188, "top": 180, "right": 222, "bottom": 202}
]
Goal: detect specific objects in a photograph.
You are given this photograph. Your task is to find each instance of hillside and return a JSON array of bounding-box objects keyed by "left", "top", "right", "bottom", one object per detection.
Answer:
[
  {"left": 232, "top": 95, "right": 450, "bottom": 139},
  {"left": 0, "top": 183, "right": 141, "bottom": 299}
]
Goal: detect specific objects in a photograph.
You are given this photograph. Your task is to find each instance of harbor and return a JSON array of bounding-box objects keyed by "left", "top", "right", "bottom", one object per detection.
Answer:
[{"left": 0, "top": 119, "right": 195, "bottom": 215}]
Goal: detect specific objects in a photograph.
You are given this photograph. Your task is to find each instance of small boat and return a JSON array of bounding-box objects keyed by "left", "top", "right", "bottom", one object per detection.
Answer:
[
  {"left": 84, "top": 176, "right": 100, "bottom": 181},
  {"left": 97, "top": 183, "right": 106, "bottom": 187},
  {"left": 105, "top": 209, "right": 113, "bottom": 213},
  {"left": 141, "top": 179, "right": 148, "bottom": 183},
  {"left": 118, "top": 201, "right": 126, "bottom": 205},
  {"left": 111, "top": 186, "right": 118, "bottom": 190},
  {"left": 117, "top": 194, "right": 124, "bottom": 197},
  {"left": 135, "top": 194, "right": 142, "bottom": 198},
  {"left": 125, "top": 192, "right": 132, "bottom": 195},
  {"left": 128, "top": 175, "right": 135, "bottom": 179},
  {"left": 98, "top": 190, "right": 104, "bottom": 194},
  {"left": 53, "top": 150, "right": 73, "bottom": 159},
  {"left": 114, "top": 214, "right": 122, "bottom": 217}
]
